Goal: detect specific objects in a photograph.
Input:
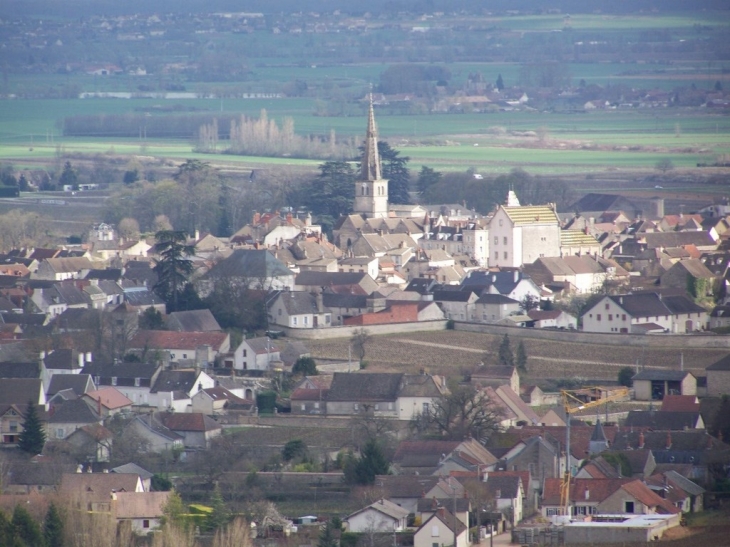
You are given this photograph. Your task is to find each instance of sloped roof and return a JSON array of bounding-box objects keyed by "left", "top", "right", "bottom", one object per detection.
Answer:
[
  {"left": 114, "top": 491, "right": 170, "bottom": 519},
  {"left": 43, "top": 257, "right": 94, "bottom": 273},
  {"left": 707, "top": 354, "right": 730, "bottom": 371},
  {"left": 111, "top": 463, "right": 154, "bottom": 480},
  {"left": 374, "top": 475, "right": 440, "bottom": 498},
  {"left": 542, "top": 478, "right": 632, "bottom": 505},
  {"left": 624, "top": 410, "right": 702, "bottom": 430},
  {"left": 60, "top": 473, "right": 141, "bottom": 497},
  {"left": 620, "top": 479, "right": 680, "bottom": 514},
  {"left": 422, "top": 508, "right": 467, "bottom": 536},
  {"left": 347, "top": 498, "right": 410, "bottom": 522},
  {"left": 632, "top": 369, "right": 693, "bottom": 382},
  {"left": 560, "top": 231, "right": 600, "bottom": 247},
  {"left": 129, "top": 330, "right": 228, "bottom": 351},
  {"left": 502, "top": 205, "right": 559, "bottom": 226},
  {"left": 166, "top": 309, "right": 221, "bottom": 332},
  {"left": 47, "top": 374, "right": 94, "bottom": 397},
  {"left": 157, "top": 412, "right": 221, "bottom": 432},
  {"left": 645, "top": 231, "right": 717, "bottom": 249},
  {"left": 398, "top": 374, "right": 447, "bottom": 398},
  {"left": 44, "top": 349, "right": 84, "bottom": 370},
  {"left": 207, "top": 249, "right": 294, "bottom": 279},
  {"left": 48, "top": 398, "right": 100, "bottom": 424},
  {"left": 0, "top": 362, "right": 40, "bottom": 379},
  {"left": 661, "top": 395, "right": 700, "bottom": 413},
  {"left": 327, "top": 372, "right": 403, "bottom": 402},
  {"left": 84, "top": 387, "right": 133, "bottom": 410},
  {"left": 0, "top": 378, "right": 42, "bottom": 405},
  {"left": 150, "top": 370, "right": 200, "bottom": 394}
]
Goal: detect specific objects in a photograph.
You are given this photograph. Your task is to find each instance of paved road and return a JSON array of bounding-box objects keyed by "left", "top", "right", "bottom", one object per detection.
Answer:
[{"left": 477, "top": 532, "right": 513, "bottom": 546}]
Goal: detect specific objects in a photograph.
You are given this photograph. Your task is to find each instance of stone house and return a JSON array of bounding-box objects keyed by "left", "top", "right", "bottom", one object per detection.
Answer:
[
  {"left": 433, "top": 290, "right": 479, "bottom": 322},
  {"left": 414, "top": 508, "right": 468, "bottom": 547},
  {"left": 474, "top": 294, "right": 522, "bottom": 323},
  {"left": 267, "top": 291, "right": 332, "bottom": 329},
  {"left": 156, "top": 412, "right": 221, "bottom": 449},
  {"left": 345, "top": 499, "right": 409, "bottom": 533},
  {"left": 706, "top": 354, "right": 730, "bottom": 396},
  {"left": 660, "top": 259, "right": 719, "bottom": 296},
  {"left": 632, "top": 370, "right": 697, "bottom": 401},
  {"left": 232, "top": 337, "right": 281, "bottom": 371}
]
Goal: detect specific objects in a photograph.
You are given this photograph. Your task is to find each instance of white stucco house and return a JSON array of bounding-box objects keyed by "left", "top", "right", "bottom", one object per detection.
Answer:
[{"left": 345, "top": 499, "right": 409, "bottom": 533}]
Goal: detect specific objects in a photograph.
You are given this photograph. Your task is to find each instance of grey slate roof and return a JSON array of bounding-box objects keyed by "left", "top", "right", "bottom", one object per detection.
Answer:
[
  {"left": 606, "top": 293, "right": 671, "bottom": 318},
  {"left": 475, "top": 294, "right": 520, "bottom": 305},
  {"left": 707, "top": 354, "right": 730, "bottom": 371},
  {"left": 48, "top": 398, "right": 100, "bottom": 424},
  {"left": 0, "top": 362, "right": 41, "bottom": 379},
  {"left": 591, "top": 420, "right": 608, "bottom": 442},
  {"left": 663, "top": 470, "right": 705, "bottom": 496},
  {"left": 632, "top": 370, "right": 693, "bottom": 382},
  {"left": 150, "top": 370, "right": 198, "bottom": 395},
  {"left": 624, "top": 411, "right": 702, "bottom": 430},
  {"left": 295, "top": 270, "right": 377, "bottom": 291},
  {"left": 326, "top": 372, "right": 403, "bottom": 402},
  {"left": 274, "top": 291, "right": 328, "bottom": 316},
  {"left": 374, "top": 475, "right": 440, "bottom": 498},
  {"left": 47, "top": 374, "right": 95, "bottom": 397},
  {"left": 166, "top": 309, "right": 221, "bottom": 332},
  {"left": 0, "top": 378, "right": 42, "bottom": 405},
  {"left": 111, "top": 463, "right": 154, "bottom": 480},
  {"left": 207, "top": 249, "right": 293, "bottom": 279},
  {"left": 44, "top": 349, "right": 83, "bottom": 371}
]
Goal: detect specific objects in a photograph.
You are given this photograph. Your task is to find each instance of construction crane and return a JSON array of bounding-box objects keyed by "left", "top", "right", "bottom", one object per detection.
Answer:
[{"left": 559, "top": 387, "right": 630, "bottom": 516}]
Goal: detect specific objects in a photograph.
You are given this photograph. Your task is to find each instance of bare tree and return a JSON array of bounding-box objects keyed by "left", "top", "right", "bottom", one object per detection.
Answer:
[
  {"left": 118, "top": 217, "right": 141, "bottom": 240},
  {"left": 410, "top": 383, "right": 503, "bottom": 444},
  {"left": 351, "top": 328, "right": 371, "bottom": 366},
  {"left": 213, "top": 518, "right": 252, "bottom": 547}
]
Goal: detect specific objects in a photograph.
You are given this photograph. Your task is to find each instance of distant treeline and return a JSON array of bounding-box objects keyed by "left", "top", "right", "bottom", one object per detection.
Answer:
[
  {"left": 5, "top": 0, "right": 727, "bottom": 18},
  {"left": 62, "top": 113, "right": 235, "bottom": 139}
]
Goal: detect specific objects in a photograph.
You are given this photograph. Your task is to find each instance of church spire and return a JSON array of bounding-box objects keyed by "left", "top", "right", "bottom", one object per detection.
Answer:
[{"left": 360, "top": 93, "right": 382, "bottom": 181}]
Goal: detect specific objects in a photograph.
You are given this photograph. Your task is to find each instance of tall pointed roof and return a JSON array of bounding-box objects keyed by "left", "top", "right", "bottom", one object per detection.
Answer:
[
  {"left": 360, "top": 95, "right": 382, "bottom": 181},
  {"left": 591, "top": 419, "right": 608, "bottom": 442}
]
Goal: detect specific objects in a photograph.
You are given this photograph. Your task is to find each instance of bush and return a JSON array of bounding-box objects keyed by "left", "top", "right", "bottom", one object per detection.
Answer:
[{"left": 618, "top": 367, "right": 634, "bottom": 387}]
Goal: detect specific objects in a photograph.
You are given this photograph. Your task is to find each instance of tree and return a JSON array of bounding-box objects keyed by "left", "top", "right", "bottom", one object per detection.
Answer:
[
  {"left": 496, "top": 73, "right": 504, "bottom": 91},
  {"left": 411, "top": 383, "right": 502, "bottom": 444},
  {"left": 292, "top": 356, "right": 318, "bottom": 376},
  {"left": 154, "top": 214, "right": 173, "bottom": 232},
  {"left": 497, "top": 335, "right": 514, "bottom": 367},
  {"left": 515, "top": 341, "right": 527, "bottom": 373},
  {"left": 161, "top": 490, "right": 187, "bottom": 527},
  {"left": 344, "top": 439, "right": 390, "bottom": 485},
  {"left": 59, "top": 161, "right": 78, "bottom": 189},
  {"left": 117, "top": 217, "right": 140, "bottom": 240},
  {"left": 301, "top": 161, "right": 356, "bottom": 219},
  {"left": 151, "top": 474, "right": 173, "bottom": 491},
  {"left": 139, "top": 306, "right": 164, "bottom": 330},
  {"left": 0, "top": 510, "right": 22, "bottom": 547},
  {"left": 13, "top": 504, "right": 45, "bottom": 547},
  {"left": 44, "top": 503, "right": 64, "bottom": 547},
  {"left": 618, "top": 367, "right": 634, "bottom": 388},
  {"left": 351, "top": 328, "right": 370, "bottom": 367},
  {"left": 317, "top": 521, "right": 339, "bottom": 547},
  {"left": 152, "top": 230, "right": 195, "bottom": 311},
  {"left": 282, "top": 439, "right": 309, "bottom": 463},
  {"left": 655, "top": 158, "right": 674, "bottom": 174},
  {"left": 17, "top": 400, "right": 46, "bottom": 455},
  {"left": 207, "top": 483, "right": 231, "bottom": 532},
  {"left": 376, "top": 141, "right": 410, "bottom": 204},
  {"left": 123, "top": 169, "right": 139, "bottom": 184},
  {"left": 213, "top": 518, "right": 252, "bottom": 547},
  {"left": 520, "top": 294, "right": 539, "bottom": 312},
  {"left": 416, "top": 165, "right": 442, "bottom": 194}
]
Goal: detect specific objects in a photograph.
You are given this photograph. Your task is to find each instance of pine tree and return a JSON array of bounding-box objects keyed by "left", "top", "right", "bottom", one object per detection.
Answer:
[
  {"left": 17, "top": 400, "right": 46, "bottom": 455},
  {"left": 0, "top": 510, "right": 22, "bottom": 547},
  {"left": 317, "top": 521, "right": 338, "bottom": 547},
  {"left": 354, "top": 439, "right": 390, "bottom": 485},
  {"left": 497, "top": 335, "right": 514, "bottom": 367},
  {"left": 206, "top": 483, "right": 231, "bottom": 532},
  {"left": 12, "top": 504, "right": 45, "bottom": 547},
  {"left": 496, "top": 73, "right": 505, "bottom": 91},
  {"left": 152, "top": 230, "right": 195, "bottom": 311},
  {"left": 44, "top": 503, "right": 64, "bottom": 547},
  {"left": 515, "top": 341, "right": 527, "bottom": 373}
]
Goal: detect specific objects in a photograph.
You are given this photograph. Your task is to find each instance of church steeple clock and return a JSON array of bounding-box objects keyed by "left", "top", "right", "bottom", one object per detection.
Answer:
[{"left": 353, "top": 95, "right": 389, "bottom": 218}]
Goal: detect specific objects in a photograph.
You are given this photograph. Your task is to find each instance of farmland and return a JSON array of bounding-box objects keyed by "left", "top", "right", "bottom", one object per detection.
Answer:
[{"left": 304, "top": 329, "right": 728, "bottom": 384}]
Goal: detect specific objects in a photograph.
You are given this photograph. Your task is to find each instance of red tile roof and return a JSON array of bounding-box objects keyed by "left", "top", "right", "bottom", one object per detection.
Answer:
[
  {"left": 158, "top": 412, "right": 221, "bottom": 432},
  {"left": 542, "top": 478, "right": 633, "bottom": 506},
  {"left": 660, "top": 395, "right": 700, "bottom": 413},
  {"left": 84, "top": 387, "right": 133, "bottom": 410},
  {"left": 620, "top": 480, "right": 680, "bottom": 514}
]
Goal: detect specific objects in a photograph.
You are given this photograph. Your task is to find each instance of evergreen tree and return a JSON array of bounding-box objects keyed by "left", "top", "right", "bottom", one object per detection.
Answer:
[
  {"left": 44, "top": 503, "right": 64, "bottom": 547},
  {"left": 12, "top": 504, "right": 45, "bottom": 547},
  {"left": 497, "top": 335, "right": 514, "bottom": 367},
  {"left": 302, "top": 161, "right": 356, "bottom": 219},
  {"left": 0, "top": 510, "right": 22, "bottom": 547},
  {"left": 416, "top": 165, "right": 442, "bottom": 194},
  {"left": 206, "top": 483, "right": 231, "bottom": 532},
  {"left": 354, "top": 439, "right": 390, "bottom": 485},
  {"left": 58, "top": 161, "right": 78, "bottom": 189},
  {"left": 161, "top": 490, "right": 186, "bottom": 527},
  {"left": 317, "top": 521, "right": 338, "bottom": 547},
  {"left": 515, "top": 341, "right": 527, "bottom": 373},
  {"left": 17, "top": 400, "right": 46, "bottom": 455},
  {"left": 496, "top": 73, "right": 505, "bottom": 91},
  {"left": 377, "top": 141, "right": 410, "bottom": 204},
  {"left": 292, "top": 357, "right": 318, "bottom": 376},
  {"left": 152, "top": 230, "right": 195, "bottom": 311}
]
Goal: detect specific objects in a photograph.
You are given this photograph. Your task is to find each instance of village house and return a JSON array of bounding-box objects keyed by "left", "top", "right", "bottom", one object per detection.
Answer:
[
  {"left": 128, "top": 330, "right": 230, "bottom": 367},
  {"left": 232, "top": 336, "right": 281, "bottom": 371},
  {"left": 149, "top": 369, "right": 215, "bottom": 411},
  {"left": 706, "top": 354, "right": 730, "bottom": 397},
  {"left": 413, "top": 508, "right": 468, "bottom": 547},
  {"left": 267, "top": 291, "right": 333, "bottom": 329},
  {"left": 632, "top": 370, "right": 697, "bottom": 401},
  {"left": 82, "top": 361, "right": 162, "bottom": 407},
  {"left": 345, "top": 498, "right": 409, "bottom": 533},
  {"left": 156, "top": 412, "right": 222, "bottom": 449}
]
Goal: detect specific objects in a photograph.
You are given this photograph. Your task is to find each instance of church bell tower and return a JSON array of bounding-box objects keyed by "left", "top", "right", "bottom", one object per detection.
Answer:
[{"left": 353, "top": 96, "right": 389, "bottom": 218}]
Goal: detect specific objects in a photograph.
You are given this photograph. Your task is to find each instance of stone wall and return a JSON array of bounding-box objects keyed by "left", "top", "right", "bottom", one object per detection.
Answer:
[{"left": 281, "top": 320, "right": 448, "bottom": 340}]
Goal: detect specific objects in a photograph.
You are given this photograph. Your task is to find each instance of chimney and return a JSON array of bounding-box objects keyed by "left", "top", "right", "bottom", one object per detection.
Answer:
[
  {"left": 78, "top": 352, "right": 84, "bottom": 369},
  {"left": 97, "top": 396, "right": 102, "bottom": 416},
  {"left": 584, "top": 487, "right": 590, "bottom": 500},
  {"left": 491, "top": 274, "right": 496, "bottom": 283},
  {"left": 86, "top": 352, "right": 92, "bottom": 363},
  {"left": 316, "top": 292, "right": 324, "bottom": 313},
  {"left": 513, "top": 270, "right": 519, "bottom": 283},
  {"left": 194, "top": 229, "right": 200, "bottom": 241},
  {"left": 638, "top": 431, "right": 645, "bottom": 449},
  {"left": 666, "top": 433, "right": 672, "bottom": 450},
  {"left": 432, "top": 497, "right": 438, "bottom": 510},
  {"left": 286, "top": 212, "right": 293, "bottom": 225},
  {"left": 495, "top": 489, "right": 501, "bottom": 499},
  {"left": 40, "top": 350, "right": 46, "bottom": 360}
]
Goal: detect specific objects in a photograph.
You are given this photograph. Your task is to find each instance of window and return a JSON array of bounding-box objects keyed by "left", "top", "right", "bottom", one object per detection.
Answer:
[
  {"left": 499, "top": 219, "right": 503, "bottom": 226},
  {"left": 353, "top": 403, "right": 359, "bottom": 411},
  {"left": 494, "top": 237, "right": 498, "bottom": 245},
  {"left": 503, "top": 252, "right": 508, "bottom": 259},
  {"left": 143, "top": 520, "right": 150, "bottom": 529},
  {"left": 9, "top": 421, "right": 18, "bottom": 432},
  {"left": 134, "top": 378, "right": 140, "bottom": 387},
  {"left": 243, "top": 350, "right": 247, "bottom": 357},
  {"left": 494, "top": 252, "right": 499, "bottom": 260},
  {"left": 622, "top": 314, "right": 626, "bottom": 321},
  {"left": 304, "top": 316, "right": 308, "bottom": 325},
  {"left": 624, "top": 501, "right": 635, "bottom": 513},
  {"left": 278, "top": 308, "right": 282, "bottom": 316},
  {"left": 503, "top": 237, "right": 508, "bottom": 245},
  {"left": 388, "top": 402, "right": 394, "bottom": 410},
  {"left": 608, "top": 314, "right": 612, "bottom": 321},
  {"left": 293, "top": 317, "right": 298, "bottom": 326},
  {"left": 374, "top": 404, "right": 380, "bottom": 410},
  {"left": 111, "top": 377, "right": 117, "bottom": 386},
  {"left": 182, "top": 354, "right": 187, "bottom": 359},
  {"left": 431, "top": 526, "right": 439, "bottom": 537},
  {"left": 301, "top": 404, "right": 306, "bottom": 411},
  {"left": 314, "top": 402, "right": 320, "bottom": 409},
  {"left": 423, "top": 402, "right": 429, "bottom": 413},
  {"left": 57, "top": 428, "right": 64, "bottom": 439},
  {"left": 597, "top": 314, "right": 601, "bottom": 321},
  {"left": 605, "top": 303, "right": 610, "bottom": 310}
]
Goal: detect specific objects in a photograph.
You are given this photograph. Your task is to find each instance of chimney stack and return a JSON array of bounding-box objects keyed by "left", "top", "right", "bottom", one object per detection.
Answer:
[
  {"left": 666, "top": 433, "right": 672, "bottom": 450},
  {"left": 638, "top": 431, "right": 645, "bottom": 449}
]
